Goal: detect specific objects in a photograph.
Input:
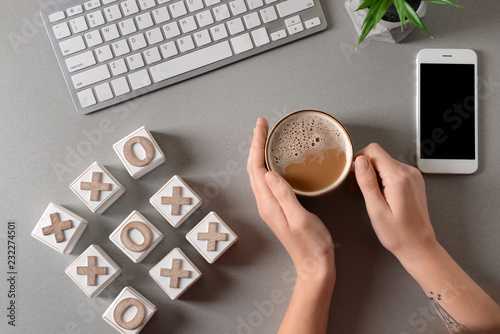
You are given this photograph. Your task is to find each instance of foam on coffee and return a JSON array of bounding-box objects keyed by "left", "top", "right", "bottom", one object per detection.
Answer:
[{"left": 269, "top": 112, "right": 348, "bottom": 175}]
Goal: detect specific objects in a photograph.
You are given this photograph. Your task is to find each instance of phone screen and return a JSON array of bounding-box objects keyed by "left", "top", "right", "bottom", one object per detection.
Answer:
[{"left": 420, "top": 63, "right": 475, "bottom": 159}]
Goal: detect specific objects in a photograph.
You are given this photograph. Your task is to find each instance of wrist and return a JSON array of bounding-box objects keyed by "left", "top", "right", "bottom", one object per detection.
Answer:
[
  {"left": 295, "top": 256, "right": 336, "bottom": 290},
  {"left": 395, "top": 238, "right": 443, "bottom": 274}
]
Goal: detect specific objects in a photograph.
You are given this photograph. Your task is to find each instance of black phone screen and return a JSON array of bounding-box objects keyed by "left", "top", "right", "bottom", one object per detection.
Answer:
[{"left": 420, "top": 63, "right": 475, "bottom": 160}]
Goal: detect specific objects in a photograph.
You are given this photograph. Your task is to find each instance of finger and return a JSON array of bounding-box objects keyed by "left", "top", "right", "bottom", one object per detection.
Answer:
[
  {"left": 265, "top": 171, "right": 307, "bottom": 224},
  {"left": 247, "top": 118, "right": 273, "bottom": 201},
  {"left": 354, "top": 143, "right": 400, "bottom": 175},
  {"left": 354, "top": 155, "right": 391, "bottom": 219}
]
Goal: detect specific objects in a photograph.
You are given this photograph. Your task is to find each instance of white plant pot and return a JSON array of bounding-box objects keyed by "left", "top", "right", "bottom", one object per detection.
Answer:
[{"left": 345, "top": 0, "right": 428, "bottom": 44}]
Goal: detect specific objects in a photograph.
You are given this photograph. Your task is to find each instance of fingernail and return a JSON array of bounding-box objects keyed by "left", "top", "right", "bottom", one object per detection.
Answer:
[
  {"left": 356, "top": 156, "right": 369, "bottom": 174},
  {"left": 265, "top": 171, "right": 280, "bottom": 188}
]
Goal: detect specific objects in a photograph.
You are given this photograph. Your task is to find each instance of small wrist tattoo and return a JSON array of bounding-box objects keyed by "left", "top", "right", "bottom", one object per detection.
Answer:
[{"left": 429, "top": 291, "right": 469, "bottom": 333}]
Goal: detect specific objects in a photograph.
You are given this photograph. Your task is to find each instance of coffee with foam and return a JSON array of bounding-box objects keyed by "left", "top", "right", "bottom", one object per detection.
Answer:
[{"left": 266, "top": 111, "right": 352, "bottom": 196}]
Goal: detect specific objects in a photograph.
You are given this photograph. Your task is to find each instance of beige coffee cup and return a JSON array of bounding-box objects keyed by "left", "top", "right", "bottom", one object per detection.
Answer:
[{"left": 265, "top": 110, "right": 353, "bottom": 196}]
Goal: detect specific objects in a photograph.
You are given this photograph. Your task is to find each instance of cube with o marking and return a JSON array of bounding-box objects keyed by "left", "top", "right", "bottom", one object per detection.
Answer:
[
  {"left": 31, "top": 202, "right": 88, "bottom": 254},
  {"left": 65, "top": 244, "right": 122, "bottom": 298},
  {"left": 110, "top": 210, "right": 164, "bottom": 263},
  {"left": 113, "top": 126, "right": 166, "bottom": 179},
  {"left": 102, "top": 286, "right": 157, "bottom": 334},
  {"left": 149, "top": 247, "right": 202, "bottom": 300},
  {"left": 150, "top": 175, "right": 202, "bottom": 228},
  {"left": 70, "top": 161, "right": 125, "bottom": 214},
  {"left": 186, "top": 211, "right": 238, "bottom": 264}
]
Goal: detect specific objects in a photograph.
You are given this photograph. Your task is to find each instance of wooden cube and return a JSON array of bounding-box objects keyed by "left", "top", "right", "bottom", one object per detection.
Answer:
[
  {"left": 186, "top": 211, "right": 238, "bottom": 264},
  {"left": 149, "top": 247, "right": 202, "bottom": 300},
  {"left": 31, "top": 203, "right": 88, "bottom": 254},
  {"left": 70, "top": 161, "right": 125, "bottom": 214},
  {"left": 149, "top": 175, "right": 202, "bottom": 228},
  {"left": 109, "top": 210, "right": 164, "bottom": 263},
  {"left": 65, "top": 244, "right": 122, "bottom": 298},
  {"left": 113, "top": 126, "right": 166, "bottom": 179},
  {"left": 102, "top": 286, "right": 157, "bottom": 334}
]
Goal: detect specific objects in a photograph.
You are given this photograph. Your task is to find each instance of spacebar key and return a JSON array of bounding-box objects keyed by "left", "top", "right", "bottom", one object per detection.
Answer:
[{"left": 150, "top": 41, "right": 233, "bottom": 83}]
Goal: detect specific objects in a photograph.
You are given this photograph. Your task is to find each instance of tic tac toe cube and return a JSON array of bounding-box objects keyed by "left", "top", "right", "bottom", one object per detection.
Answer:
[
  {"left": 149, "top": 175, "right": 202, "bottom": 228},
  {"left": 65, "top": 244, "right": 122, "bottom": 298},
  {"left": 110, "top": 210, "right": 164, "bottom": 263},
  {"left": 31, "top": 203, "right": 88, "bottom": 254},
  {"left": 113, "top": 126, "right": 166, "bottom": 179},
  {"left": 186, "top": 211, "right": 238, "bottom": 264},
  {"left": 103, "top": 286, "right": 157, "bottom": 334},
  {"left": 70, "top": 161, "right": 125, "bottom": 214},
  {"left": 149, "top": 247, "right": 202, "bottom": 300}
]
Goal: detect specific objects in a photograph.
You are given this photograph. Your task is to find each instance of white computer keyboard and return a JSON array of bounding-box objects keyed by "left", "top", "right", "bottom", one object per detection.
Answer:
[{"left": 41, "top": 0, "right": 327, "bottom": 114}]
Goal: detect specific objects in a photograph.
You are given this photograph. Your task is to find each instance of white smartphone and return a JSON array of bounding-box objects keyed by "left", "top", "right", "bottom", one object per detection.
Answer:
[{"left": 416, "top": 48, "right": 478, "bottom": 174}]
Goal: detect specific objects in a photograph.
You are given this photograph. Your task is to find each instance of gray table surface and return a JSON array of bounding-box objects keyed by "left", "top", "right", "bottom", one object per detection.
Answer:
[{"left": 1, "top": 0, "right": 499, "bottom": 333}]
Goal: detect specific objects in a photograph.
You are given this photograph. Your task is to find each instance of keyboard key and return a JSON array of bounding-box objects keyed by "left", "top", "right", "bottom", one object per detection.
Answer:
[
  {"left": 94, "top": 82, "right": 114, "bottom": 102},
  {"left": 139, "top": 0, "right": 157, "bottom": 10},
  {"left": 103, "top": 0, "right": 118, "bottom": 3},
  {"left": 49, "top": 11, "right": 66, "bottom": 23},
  {"left": 260, "top": 6, "right": 277, "bottom": 23},
  {"left": 152, "top": 7, "right": 170, "bottom": 24},
  {"left": 158, "top": 0, "right": 173, "bottom": 3},
  {"left": 77, "top": 88, "right": 97, "bottom": 108},
  {"left": 251, "top": 27, "right": 269, "bottom": 46},
  {"left": 67, "top": 5, "right": 83, "bottom": 17},
  {"left": 177, "top": 35, "right": 195, "bottom": 52},
  {"left": 193, "top": 29, "right": 211, "bottom": 47},
  {"left": 110, "top": 58, "right": 128, "bottom": 75},
  {"left": 229, "top": 0, "right": 247, "bottom": 15},
  {"left": 102, "top": 24, "right": 120, "bottom": 41},
  {"left": 150, "top": 41, "right": 232, "bottom": 82},
  {"left": 265, "top": 0, "right": 278, "bottom": 3},
  {"left": 127, "top": 53, "right": 145, "bottom": 70},
  {"left": 159, "top": 41, "right": 178, "bottom": 58},
  {"left": 121, "top": 0, "right": 140, "bottom": 15},
  {"left": 84, "top": 0, "right": 101, "bottom": 10},
  {"left": 136, "top": 12, "right": 154, "bottom": 30},
  {"left": 144, "top": 47, "right": 162, "bottom": 64},
  {"left": 59, "top": 35, "right": 86, "bottom": 56},
  {"left": 196, "top": 10, "right": 214, "bottom": 27},
  {"left": 128, "top": 69, "right": 151, "bottom": 89},
  {"left": 65, "top": 51, "right": 97, "bottom": 72},
  {"left": 305, "top": 16, "right": 320, "bottom": 28},
  {"left": 180, "top": 16, "right": 197, "bottom": 33},
  {"left": 169, "top": 1, "right": 188, "bottom": 18},
  {"left": 210, "top": 23, "right": 227, "bottom": 41},
  {"left": 205, "top": 0, "right": 221, "bottom": 6},
  {"left": 52, "top": 22, "right": 71, "bottom": 40},
  {"left": 276, "top": 0, "right": 314, "bottom": 18},
  {"left": 146, "top": 27, "right": 164, "bottom": 44},
  {"left": 112, "top": 39, "right": 131, "bottom": 56},
  {"left": 287, "top": 22, "right": 303, "bottom": 34},
  {"left": 227, "top": 18, "right": 244, "bottom": 35},
  {"left": 70, "top": 16, "right": 89, "bottom": 34},
  {"left": 213, "top": 4, "right": 230, "bottom": 21},
  {"left": 270, "top": 29, "right": 286, "bottom": 41},
  {"left": 186, "top": 0, "right": 204, "bottom": 12},
  {"left": 87, "top": 11, "right": 106, "bottom": 27},
  {"left": 104, "top": 5, "right": 122, "bottom": 21},
  {"left": 247, "top": 0, "right": 264, "bottom": 10},
  {"left": 71, "top": 64, "right": 111, "bottom": 89},
  {"left": 111, "top": 77, "right": 131, "bottom": 95},
  {"left": 285, "top": 15, "right": 301, "bottom": 27},
  {"left": 84, "top": 30, "right": 103, "bottom": 47},
  {"left": 95, "top": 44, "right": 113, "bottom": 61},
  {"left": 230, "top": 33, "right": 253, "bottom": 54},
  {"left": 129, "top": 33, "right": 147, "bottom": 50},
  {"left": 163, "top": 22, "right": 181, "bottom": 39},
  {"left": 119, "top": 18, "right": 137, "bottom": 35},
  {"left": 243, "top": 12, "right": 261, "bottom": 29}
]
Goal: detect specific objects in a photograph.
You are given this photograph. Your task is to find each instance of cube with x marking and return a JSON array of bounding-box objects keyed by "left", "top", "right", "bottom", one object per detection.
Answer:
[
  {"left": 149, "top": 247, "right": 202, "bottom": 300},
  {"left": 70, "top": 161, "right": 125, "bottom": 214},
  {"left": 31, "top": 203, "right": 88, "bottom": 254},
  {"left": 66, "top": 244, "right": 122, "bottom": 298}
]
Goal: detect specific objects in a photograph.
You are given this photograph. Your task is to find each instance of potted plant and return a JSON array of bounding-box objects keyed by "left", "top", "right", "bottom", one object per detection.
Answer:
[{"left": 345, "top": 0, "right": 462, "bottom": 46}]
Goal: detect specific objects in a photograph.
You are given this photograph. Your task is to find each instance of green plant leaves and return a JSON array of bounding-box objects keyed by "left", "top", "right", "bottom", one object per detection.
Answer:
[
  {"left": 355, "top": 0, "right": 462, "bottom": 47},
  {"left": 423, "top": 0, "right": 463, "bottom": 8}
]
